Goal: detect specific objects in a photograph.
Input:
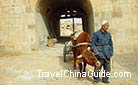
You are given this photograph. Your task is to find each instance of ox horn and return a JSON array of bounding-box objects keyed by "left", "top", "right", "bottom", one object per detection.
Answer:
[
  {"left": 87, "top": 47, "right": 91, "bottom": 51},
  {"left": 77, "top": 55, "right": 82, "bottom": 58}
]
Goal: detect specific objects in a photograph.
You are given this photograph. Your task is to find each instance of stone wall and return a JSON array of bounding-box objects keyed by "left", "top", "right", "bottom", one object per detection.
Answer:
[
  {"left": 0, "top": 0, "right": 138, "bottom": 54},
  {"left": 0, "top": 0, "right": 37, "bottom": 52},
  {"left": 91, "top": 0, "right": 138, "bottom": 54}
]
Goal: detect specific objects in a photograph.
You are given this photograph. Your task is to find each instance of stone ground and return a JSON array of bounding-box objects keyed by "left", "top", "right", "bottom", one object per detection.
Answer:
[{"left": 0, "top": 43, "right": 138, "bottom": 85}]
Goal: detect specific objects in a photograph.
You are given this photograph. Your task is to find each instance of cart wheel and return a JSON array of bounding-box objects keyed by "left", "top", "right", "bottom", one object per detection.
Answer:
[{"left": 63, "top": 42, "right": 67, "bottom": 62}]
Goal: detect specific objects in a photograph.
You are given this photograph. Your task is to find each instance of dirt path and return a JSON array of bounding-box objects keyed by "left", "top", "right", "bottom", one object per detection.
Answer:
[{"left": 0, "top": 44, "right": 138, "bottom": 85}]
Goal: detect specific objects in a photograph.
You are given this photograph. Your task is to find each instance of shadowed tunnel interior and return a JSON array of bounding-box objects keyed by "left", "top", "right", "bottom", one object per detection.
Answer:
[{"left": 36, "top": 0, "right": 94, "bottom": 42}]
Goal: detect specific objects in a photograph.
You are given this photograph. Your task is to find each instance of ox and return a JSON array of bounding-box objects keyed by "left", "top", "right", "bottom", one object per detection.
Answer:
[{"left": 70, "top": 31, "right": 100, "bottom": 80}]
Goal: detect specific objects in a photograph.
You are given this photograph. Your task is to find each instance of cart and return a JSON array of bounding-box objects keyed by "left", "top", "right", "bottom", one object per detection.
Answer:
[{"left": 63, "top": 41, "right": 73, "bottom": 62}]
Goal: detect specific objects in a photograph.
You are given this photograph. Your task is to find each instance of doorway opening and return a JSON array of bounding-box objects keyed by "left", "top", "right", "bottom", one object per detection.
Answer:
[
  {"left": 35, "top": 0, "right": 94, "bottom": 45},
  {"left": 60, "top": 17, "right": 83, "bottom": 37}
]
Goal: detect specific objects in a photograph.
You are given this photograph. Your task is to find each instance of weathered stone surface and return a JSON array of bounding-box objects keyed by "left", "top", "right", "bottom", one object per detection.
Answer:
[{"left": 0, "top": 0, "right": 138, "bottom": 54}]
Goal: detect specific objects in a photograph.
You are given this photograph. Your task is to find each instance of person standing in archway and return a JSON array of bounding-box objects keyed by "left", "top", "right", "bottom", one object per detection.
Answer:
[{"left": 91, "top": 20, "right": 114, "bottom": 84}]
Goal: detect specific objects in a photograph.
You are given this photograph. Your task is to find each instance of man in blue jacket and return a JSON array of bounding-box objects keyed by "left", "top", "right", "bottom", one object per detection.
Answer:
[{"left": 91, "top": 20, "right": 113, "bottom": 84}]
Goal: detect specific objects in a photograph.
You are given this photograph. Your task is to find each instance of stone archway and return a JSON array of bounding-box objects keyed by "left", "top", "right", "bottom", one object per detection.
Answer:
[{"left": 35, "top": 0, "right": 94, "bottom": 47}]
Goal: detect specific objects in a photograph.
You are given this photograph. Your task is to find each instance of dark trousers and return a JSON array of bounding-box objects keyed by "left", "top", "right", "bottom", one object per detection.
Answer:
[{"left": 93, "top": 58, "right": 111, "bottom": 81}]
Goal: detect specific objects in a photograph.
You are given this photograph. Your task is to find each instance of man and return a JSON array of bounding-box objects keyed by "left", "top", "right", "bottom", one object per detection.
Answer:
[{"left": 91, "top": 20, "right": 113, "bottom": 84}]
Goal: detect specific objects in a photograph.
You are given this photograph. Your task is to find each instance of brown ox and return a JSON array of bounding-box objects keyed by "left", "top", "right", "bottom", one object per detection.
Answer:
[{"left": 70, "top": 31, "right": 100, "bottom": 80}]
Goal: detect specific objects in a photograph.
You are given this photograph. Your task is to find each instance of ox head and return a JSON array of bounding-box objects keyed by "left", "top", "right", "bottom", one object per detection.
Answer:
[
  {"left": 70, "top": 31, "right": 82, "bottom": 41},
  {"left": 70, "top": 31, "right": 77, "bottom": 40},
  {"left": 70, "top": 31, "right": 77, "bottom": 45},
  {"left": 76, "top": 47, "right": 101, "bottom": 67}
]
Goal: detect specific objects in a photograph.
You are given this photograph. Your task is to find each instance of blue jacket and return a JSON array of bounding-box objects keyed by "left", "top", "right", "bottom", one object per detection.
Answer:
[{"left": 91, "top": 29, "right": 113, "bottom": 59}]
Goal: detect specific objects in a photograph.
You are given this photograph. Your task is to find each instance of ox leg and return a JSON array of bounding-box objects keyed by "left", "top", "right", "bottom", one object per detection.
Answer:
[
  {"left": 83, "top": 62, "right": 87, "bottom": 72},
  {"left": 78, "top": 63, "right": 84, "bottom": 81},
  {"left": 73, "top": 53, "right": 77, "bottom": 70},
  {"left": 73, "top": 56, "right": 76, "bottom": 69}
]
